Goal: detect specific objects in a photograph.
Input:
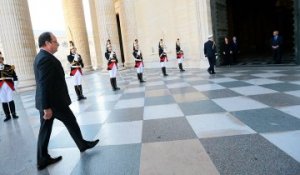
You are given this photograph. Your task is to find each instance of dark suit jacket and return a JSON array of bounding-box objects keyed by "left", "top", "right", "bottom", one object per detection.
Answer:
[
  {"left": 271, "top": 35, "right": 283, "bottom": 50},
  {"left": 34, "top": 49, "right": 71, "bottom": 111},
  {"left": 204, "top": 40, "right": 217, "bottom": 58}
]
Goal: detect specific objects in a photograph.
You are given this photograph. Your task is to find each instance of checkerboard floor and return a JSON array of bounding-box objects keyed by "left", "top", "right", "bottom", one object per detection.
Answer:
[{"left": 1, "top": 66, "right": 300, "bottom": 175}]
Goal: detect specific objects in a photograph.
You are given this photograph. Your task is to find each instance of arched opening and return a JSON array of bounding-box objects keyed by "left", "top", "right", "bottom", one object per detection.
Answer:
[{"left": 211, "top": 0, "right": 295, "bottom": 65}]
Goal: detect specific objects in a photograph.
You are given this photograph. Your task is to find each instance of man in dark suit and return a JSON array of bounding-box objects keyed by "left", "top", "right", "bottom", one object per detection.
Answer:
[
  {"left": 34, "top": 32, "right": 99, "bottom": 170},
  {"left": 204, "top": 34, "right": 217, "bottom": 74},
  {"left": 271, "top": 30, "right": 283, "bottom": 64}
]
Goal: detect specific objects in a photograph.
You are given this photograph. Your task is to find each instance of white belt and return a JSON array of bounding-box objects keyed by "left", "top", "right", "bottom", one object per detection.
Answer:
[{"left": 0, "top": 77, "right": 13, "bottom": 80}]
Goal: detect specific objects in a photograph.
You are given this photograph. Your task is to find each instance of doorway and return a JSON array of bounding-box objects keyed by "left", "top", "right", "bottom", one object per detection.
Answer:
[
  {"left": 211, "top": 0, "right": 295, "bottom": 64},
  {"left": 116, "top": 14, "right": 125, "bottom": 66}
]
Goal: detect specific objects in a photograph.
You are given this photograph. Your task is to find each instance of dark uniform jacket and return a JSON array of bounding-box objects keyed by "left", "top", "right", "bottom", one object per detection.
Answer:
[
  {"left": 0, "top": 64, "right": 18, "bottom": 90},
  {"left": 271, "top": 36, "right": 283, "bottom": 50},
  {"left": 158, "top": 43, "right": 167, "bottom": 62},
  {"left": 34, "top": 49, "right": 71, "bottom": 111},
  {"left": 105, "top": 51, "right": 118, "bottom": 70},
  {"left": 67, "top": 54, "right": 84, "bottom": 76},
  {"left": 133, "top": 50, "right": 143, "bottom": 68},
  {"left": 176, "top": 43, "right": 184, "bottom": 59}
]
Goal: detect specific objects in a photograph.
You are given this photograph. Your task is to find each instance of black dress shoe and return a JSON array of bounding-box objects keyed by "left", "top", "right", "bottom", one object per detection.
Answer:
[
  {"left": 12, "top": 114, "right": 19, "bottom": 119},
  {"left": 207, "top": 69, "right": 212, "bottom": 74},
  {"left": 3, "top": 116, "right": 11, "bottom": 122},
  {"left": 38, "top": 156, "right": 62, "bottom": 170},
  {"left": 80, "top": 139, "right": 100, "bottom": 152}
]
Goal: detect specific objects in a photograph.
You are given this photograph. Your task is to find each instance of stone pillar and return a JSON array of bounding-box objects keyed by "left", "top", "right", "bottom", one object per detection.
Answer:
[
  {"left": 195, "top": 0, "right": 213, "bottom": 68},
  {"left": 94, "top": 0, "right": 121, "bottom": 67},
  {"left": 117, "top": 0, "right": 138, "bottom": 67},
  {"left": 0, "top": 0, "right": 36, "bottom": 88},
  {"left": 62, "top": 0, "right": 92, "bottom": 70},
  {"left": 89, "top": 0, "right": 103, "bottom": 69},
  {"left": 196, "top": 0, "right": 213, "bottom": 55}
]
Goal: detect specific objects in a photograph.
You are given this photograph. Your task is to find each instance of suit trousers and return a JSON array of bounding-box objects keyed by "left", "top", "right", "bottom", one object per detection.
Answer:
[{"left": 37, "top": 106, "right": 85, "bottom": 163}]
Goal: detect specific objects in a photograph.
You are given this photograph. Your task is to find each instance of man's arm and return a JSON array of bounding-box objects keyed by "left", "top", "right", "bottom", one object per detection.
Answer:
[{"left": 37, "top": 57, "right": 55, "bottom": 113}]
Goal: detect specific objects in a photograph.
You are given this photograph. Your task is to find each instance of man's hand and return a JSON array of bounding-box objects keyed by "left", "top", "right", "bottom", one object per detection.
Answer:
[{"left": 43, "top": 108, "right": 53, "bottom": 120}]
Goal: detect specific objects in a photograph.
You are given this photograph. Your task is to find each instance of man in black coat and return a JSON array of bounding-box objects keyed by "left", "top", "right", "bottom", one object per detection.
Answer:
[
  {"left": 34, "top": 32, "right": 99, "bottom": 170},
  {"left": 271, "top": 30, "right": 283, "bottom": 64},
  {"left": 204, "top": 34, "right": 217, "bottom": 74}
]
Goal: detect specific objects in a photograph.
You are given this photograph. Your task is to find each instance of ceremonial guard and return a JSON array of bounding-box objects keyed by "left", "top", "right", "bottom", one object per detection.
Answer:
[
  {"left": 105, "top": 44, "right": 120, "bottom": 91},
  {"left": 0, "top": 53, "right": 19, "bottom": 122},
  {"left": 133, "top": 39, "right": 146, "bottom": 83},
  {"left": 159, "top": 39, "right": 168, "bottom": 76},
  {"left": 204, "top": 35, "right": 217, "bottom": 74},
  {"left": 67, "top": 47, "right": 87, "bottom": 101},
  {"left": 176, "top": 38, "right": 185, "bottom": 72}
]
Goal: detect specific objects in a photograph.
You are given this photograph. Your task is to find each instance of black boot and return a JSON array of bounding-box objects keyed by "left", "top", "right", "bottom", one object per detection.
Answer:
[
  {"left": 179, "top": 63, "right": 185, "bottom": 72},
  {"left": 74, "top": 86, "right": 81, "bottom": 101},
  {"left": 78, "top": 85, "right": 87, "bottom": 100},
  {"left": 2, "top": 103, "right": 11, "bottom": 122},
  {"left": 138, "top": 73, "right": 146, "bottom": 83},
  {"left": 110, "top": 78, "right": 115, "bottom": 90},
  {"left": 9, "top": 101, "right": 18, "bottom": 119},
  {"left": 137, "top": 73, "right": 141, "bottom": 82},
  {"left": 113, "top": 78, "right": 120, "bottom": 91},
  {"left": 162, "top": 67, "right": 168, "bottom": 76}
]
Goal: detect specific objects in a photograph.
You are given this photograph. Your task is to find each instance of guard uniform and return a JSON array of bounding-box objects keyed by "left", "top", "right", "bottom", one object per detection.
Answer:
[
  {"left": 176, "top": 39, "right": 185, "bottom": 72},
  {"left": 159, "top": 39, "right": 168, "bottom": 76},
  {"left": 133, "top": 40, "right": 146, "bottom": 83},
  {"left": 105, "top": 48, "right": 120, "bottom": 91},
  {"left": 67, "top": 50, "right": 86, "bottom": 101},
  {"left": 0, "top": 60, "right": 19, "bottom": 122}
]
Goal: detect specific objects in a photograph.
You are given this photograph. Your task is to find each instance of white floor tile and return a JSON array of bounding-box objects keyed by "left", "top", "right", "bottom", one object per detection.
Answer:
[
  {"left": 245, "top": 78, "right": 282, "bottom": 85},
  {"left": 277, "top": 105, "right": 300, "bottom": 119},
  {"left": 114, "top": 98, "right": 144, "bottom": 109},
  {"left": 262, "top": 130, "right": 300, "bottom": 163},
  {"left": 194, "top": 84, "right": 225, "bottom": 92},
  {"left": 166, "top": 82, "right": 190, "bottom": 89},
  {"left": 96, "top": 121, "right": 142, "bottom": 146},
  {"left": 213, "top": 96, "right": 269, "bottom": 111},
  {"left": 144, "top": 104, "right": 184, "bottom": 120},
  {"left": 186, "top": 113, "right": 256, "bottom": 138},
  {"left": 230, "top": 85, "right": 277, "bottom": 95},
  {"left": 285, "top": 90, "right": 300, "bottom": 98}
]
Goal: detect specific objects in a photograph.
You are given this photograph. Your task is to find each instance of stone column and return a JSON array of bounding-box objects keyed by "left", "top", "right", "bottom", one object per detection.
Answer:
[
  {"left": 0, "top": 0, "right": 36, "bottom": 88},
  {"left": 62, "top": 0, "right": 92, "bottom": 70},
  {"left": 117, "top": 0, "right": 138, "bottom": 67},
  {"left": 195, "top": 0, "right": 213, "bottom": 67},
  {"left": 94, "top": 0, "right": 121, "bottom": 67},
  {"left": 89, "top": 0, "right": 103, "bottom": 69}
]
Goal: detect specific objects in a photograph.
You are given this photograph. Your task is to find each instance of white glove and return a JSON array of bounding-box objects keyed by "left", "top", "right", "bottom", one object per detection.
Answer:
[{"left": 74, "top": 54, "right": 79, "bottom": 61}]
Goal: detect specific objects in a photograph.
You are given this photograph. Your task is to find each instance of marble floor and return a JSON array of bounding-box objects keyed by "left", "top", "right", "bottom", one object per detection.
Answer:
[{"left": 1, "top": 66, "right": 300, "bottom": 175}]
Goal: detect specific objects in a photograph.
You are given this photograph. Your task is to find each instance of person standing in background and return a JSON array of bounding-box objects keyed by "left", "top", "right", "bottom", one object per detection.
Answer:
[
  {"left": 0, "top": 53, "right": 19, "bottom": 122},
  {"left": 221, "top": 37, "right": 232, "bottom": 66},
  {"left": 204, "top": 35, "right": 217, "bottom": 74},
  {"left": 231, "top": 36, "right": 239, "bottom": 64},
  {"left": 105, "top": 45, "right": 120, "bottom": 91},
  {"left": 133, "top": 39, "right": 146, "bottom": 83},
  {"left": 271, "top": 30, "right": 283, "bottom": 64},
  {"left": 176, "top": 38, "right": 185, "bottom": 72},
  {"left": 67, "top": 47, "right": 87, "bottom": 101},
  {"left": 159, "top": 39, "right": 168, "bottom": 76}
]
